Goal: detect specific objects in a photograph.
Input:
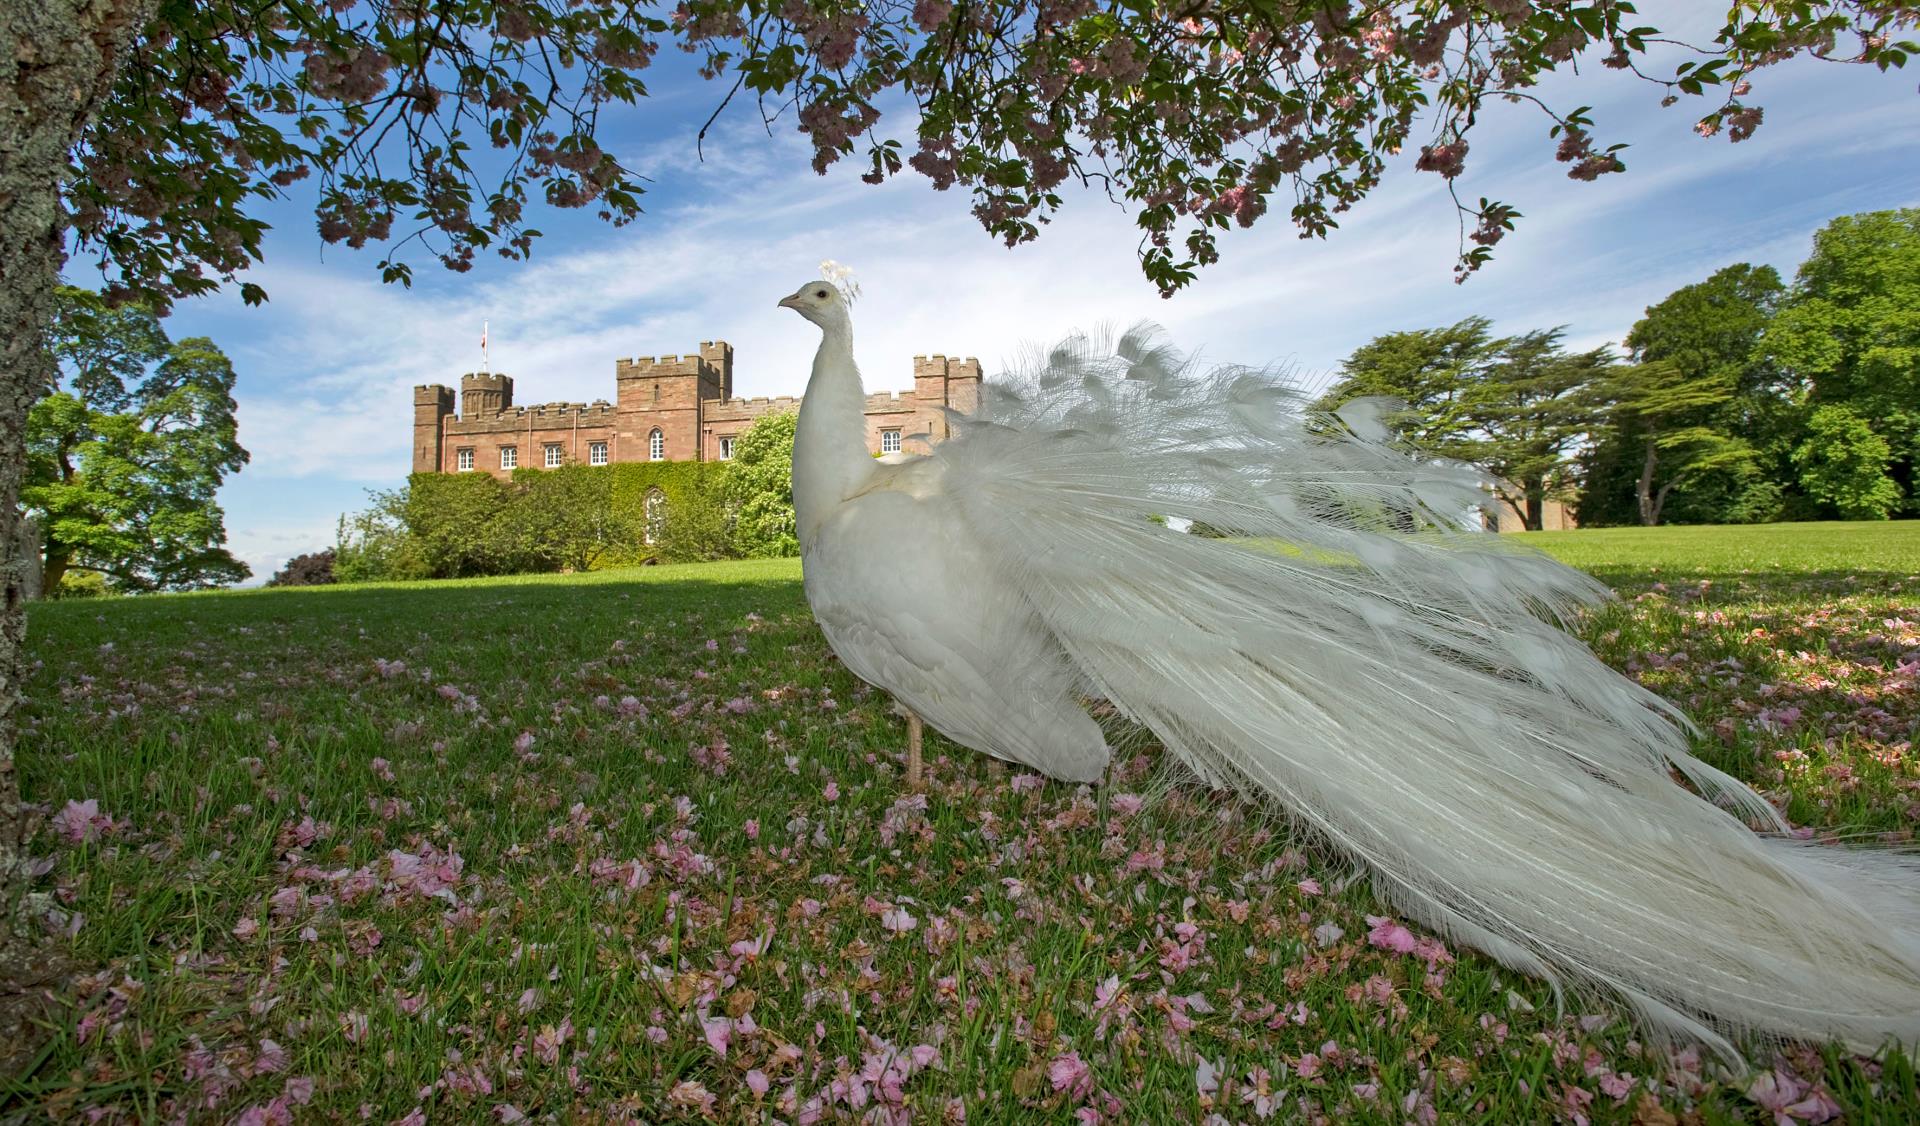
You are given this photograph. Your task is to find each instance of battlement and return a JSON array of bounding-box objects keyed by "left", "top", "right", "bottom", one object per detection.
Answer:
[
  {"left": 448, "top": 400, "right": 619, "bottom": 430},
  {"left": 704, "top": 394, "right": 801, "bottom": 422},
  {"left": 863, "top": 390, "right": 917, "bottom": 412},
  {"left": 459, "top": 371, "right": 514, "bottom": 415},
  {"left": 415, "top": 341, "right": 977, "bottom": 474},
  {"left": 617, "top": 354, "right": 701, "bottom": 370}
]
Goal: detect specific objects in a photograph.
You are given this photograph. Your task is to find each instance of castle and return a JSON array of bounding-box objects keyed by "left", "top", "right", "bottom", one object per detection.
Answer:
[{"left": 413, "top": 342, "right": 982, "bottom": 476}]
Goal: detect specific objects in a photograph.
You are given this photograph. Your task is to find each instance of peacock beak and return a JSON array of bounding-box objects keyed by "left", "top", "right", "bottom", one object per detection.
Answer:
[{"left": 777, "top": 294, "right": 803, "bottom": 310}]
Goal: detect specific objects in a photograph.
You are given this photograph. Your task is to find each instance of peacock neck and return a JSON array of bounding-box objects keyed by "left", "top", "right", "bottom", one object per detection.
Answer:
[{"left": 792, "top": 320, "right": 876, "bottom": 546}]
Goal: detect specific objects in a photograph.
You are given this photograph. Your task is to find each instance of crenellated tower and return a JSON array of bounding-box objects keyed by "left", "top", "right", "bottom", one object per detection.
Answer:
[
  {"left": 615, "top": 341, "right": 733, "bottom": 462},
  {"left": 461, "top": 372, "right": 514, "bottom": 416},
  {"left": 911, "top": 355, "right": 983, "bottom": 441},
  {"left": 413, "top": 384, "right": 454, "bottom": 474}
]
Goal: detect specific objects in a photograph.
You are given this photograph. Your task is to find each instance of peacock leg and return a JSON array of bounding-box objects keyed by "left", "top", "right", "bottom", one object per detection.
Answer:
[{"left": 906, "top": 709, "right": 924, "bottom": 790}]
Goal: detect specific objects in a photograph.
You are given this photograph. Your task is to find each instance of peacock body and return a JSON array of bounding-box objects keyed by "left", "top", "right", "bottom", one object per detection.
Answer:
[{"left": 776, "top": 276, "right": 1920, "bottom": 1059}]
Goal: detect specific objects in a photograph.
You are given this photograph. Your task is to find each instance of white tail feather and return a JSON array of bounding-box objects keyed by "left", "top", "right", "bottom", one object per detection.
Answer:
[{"left": 932, "top": 325, "right": 1920, "bottom": 1058}]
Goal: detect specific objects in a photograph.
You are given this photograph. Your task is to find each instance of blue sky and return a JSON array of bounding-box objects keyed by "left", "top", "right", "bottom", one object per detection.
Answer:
[{"left": 140, "top": 6, "right": 1918, "bottom": 582}]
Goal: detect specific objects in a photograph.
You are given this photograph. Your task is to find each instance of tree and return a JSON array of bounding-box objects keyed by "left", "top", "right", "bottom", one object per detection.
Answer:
[
  {"left": 1318, "top": 320, "right": 1602, "bottom": 530},
  {"left": 1456, "top": 332, "right": 1608, "bottom": 530},
  {"left": 1766, "top": 209, "right": 1920, "bottom": 514},
  {"left": 726, "top": 412, "right": 800, "bottom": 557},
  {"left": 334, "top": 489, "right": 426, "bottom": 583},
  {"left": 1580, "top": 263, "right": 1787, "bottom": 526},
  {"left": 23, "top": 288, "right": 250, "bottom": 593},
  {"left": 267, "top": 549, "right": 337, "bottom": 587},
  {"left": 1317, "top": 318, "right": 1492, "bottom": 451},
  {"left": 1792, "top": 404, "right": 1904, "bottom": 519},
  {"left": 1, "top": 0, "right": 1912, "bottom": 1066},
  {"left": 1574, "top": 263, "right": 1781, "bottom": 526}
]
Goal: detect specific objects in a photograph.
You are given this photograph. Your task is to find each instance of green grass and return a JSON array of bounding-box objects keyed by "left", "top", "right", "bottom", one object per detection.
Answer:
[
  {"left": 1517, "top": 519, "right": 1920, "bottom": 584},
  {"left": 9, "top": 527, "right": 1919, "bottom": 1123}
]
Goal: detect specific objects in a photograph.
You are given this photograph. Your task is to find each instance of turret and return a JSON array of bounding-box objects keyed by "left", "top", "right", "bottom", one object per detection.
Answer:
[
  {"left": 700, "top": 341, "right": 734, "bottom": 400},
  {"left": 911, "top": 355, "right": 983, "bottom": 439},
  {"left": 413, "top": 384, "right": 454, "bottom": 473},
  {"left": 461, "top": 371, "right": 513, "bottom": 416}
]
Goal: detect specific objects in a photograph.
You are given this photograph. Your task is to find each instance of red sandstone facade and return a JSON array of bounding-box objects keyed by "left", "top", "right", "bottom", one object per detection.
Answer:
[{"left": 413, "top": 342, "right": 983, "bottom": 477}]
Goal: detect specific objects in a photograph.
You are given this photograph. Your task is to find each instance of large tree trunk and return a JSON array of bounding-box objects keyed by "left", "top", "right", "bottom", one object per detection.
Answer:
[
  {"left": 41, "top": 547, "right": 71, "bottom": 598},
  {"left": 0, "top": 0, "right": 157, "bottom": 1076},
  {"left": 1636, "top": 435, "right": 1660, "bottom": 526}
]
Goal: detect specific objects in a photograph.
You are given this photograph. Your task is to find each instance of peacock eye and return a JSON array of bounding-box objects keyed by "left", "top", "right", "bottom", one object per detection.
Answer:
[{"left": 815, "top": 289, "right": 828, "bottom": 298}]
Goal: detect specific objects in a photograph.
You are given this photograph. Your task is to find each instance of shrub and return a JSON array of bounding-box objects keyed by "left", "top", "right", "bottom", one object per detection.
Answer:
[
  {"left": 268, "top": 550, "right": 337, "bottom": 587},
  {"left": 52, "top": 570, "right": 111, "bottom": 599},
  {"left": 725, "top": 412, "right": 799, "bottom": 557},
  {"left": 333, "top": 490, "right": 429, "bottom": 583},
  {"left": 372, "top": 461, "right": 742, "bottom": 580}
]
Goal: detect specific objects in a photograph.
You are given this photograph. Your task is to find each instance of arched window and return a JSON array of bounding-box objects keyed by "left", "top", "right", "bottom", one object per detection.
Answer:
[
  {"left": 648, "top": 428, "right": 664, "bottom": 461},
  {"left": 643, "top": 488, "right": 667, "bottom": 545}
]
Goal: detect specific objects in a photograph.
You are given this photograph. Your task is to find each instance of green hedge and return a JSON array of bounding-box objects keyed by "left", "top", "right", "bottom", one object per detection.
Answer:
[{"left": 394, "top": 461, "right": 742, "bottom": 578}]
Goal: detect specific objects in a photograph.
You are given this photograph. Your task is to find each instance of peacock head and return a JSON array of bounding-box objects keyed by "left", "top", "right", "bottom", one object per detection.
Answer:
[{"left": 777, "top": 280, "right": 851, "bottom": 331}]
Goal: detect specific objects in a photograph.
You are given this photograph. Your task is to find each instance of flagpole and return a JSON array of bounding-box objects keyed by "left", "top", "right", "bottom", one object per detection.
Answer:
[{"left": 482, "top": 320, "right": 490, "bottom": 374}]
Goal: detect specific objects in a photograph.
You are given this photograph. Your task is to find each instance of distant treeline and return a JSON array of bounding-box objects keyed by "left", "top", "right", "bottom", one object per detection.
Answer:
[{"left": 1314, "top": 208, "right": 1917, "bottom": 528}]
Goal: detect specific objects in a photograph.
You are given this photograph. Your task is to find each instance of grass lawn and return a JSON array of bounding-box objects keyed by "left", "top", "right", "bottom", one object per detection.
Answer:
[{"left": 8, "top": 522, "right": 1919, "bottom": 1123}]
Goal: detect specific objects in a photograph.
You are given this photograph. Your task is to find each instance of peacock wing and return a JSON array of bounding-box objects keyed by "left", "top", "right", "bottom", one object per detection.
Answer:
[{"left": 804, "top": 486, "right": 1109, "bottom": 782}]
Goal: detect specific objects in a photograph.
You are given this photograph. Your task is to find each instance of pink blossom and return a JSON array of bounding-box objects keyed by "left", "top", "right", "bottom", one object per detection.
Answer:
[
  {"left": 823, "top": 781, "right": 840, "bottom": 802},
  {"left": 533, "top": 1017, "right": 574, "bottom": 1064},
  {"left": 669, "top": 1080, "right": 717, "bottom": 1113},
  {"left": 911, "top": 0, "right": 951, "bottom": 31},
  {"left": 1049, "top": 1051, "right": 1094, "bottom": 1101},
  {"left": 1748, "top": 1069, "right": 1841, "bottom": 1125},
  {"left": 1365, "top": 914, "right": 1420, "bottom": 955},
  {"left": 340, "top": 1011, "right": 369, "bottom": 1043},
  {"left": 53, "top": 798, "right": 116, "bottom": 844},
  {"left": 370, "top": 757, "right": 395, "bottom": 782}
]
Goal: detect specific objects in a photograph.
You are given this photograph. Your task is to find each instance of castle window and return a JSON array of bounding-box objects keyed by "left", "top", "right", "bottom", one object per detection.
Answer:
[
  {"left": 544, "top": 443, "right": 563, "bottom": 468},
  {"left": 589, "top": 441, "right": 608, "bottom": 466},
  {"left": 643, "top": 488, "right": 666, "bottom": 545},
  {"left": 718, "top": 436, "right": 735, "bottom": 460},
  {"left": 500, "top": 446, "right": 517, "bottom": 470},
  {"left": 456, "top": 448, "right": 474, "bottom": 472},
  {"left": 881, "top": 429, "right": 902, "bottom": 454},
  {"left": 649, "top": 428, "right": 664, "bottom": 461},
  {"left": 652, "top": 382, "right": 660, "bottom": 403}
]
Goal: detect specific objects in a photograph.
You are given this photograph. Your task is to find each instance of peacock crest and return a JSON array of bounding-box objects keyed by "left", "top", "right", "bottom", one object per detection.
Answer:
[{"left": 818, "top": 259, "right": 861, "bottom": 305}]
